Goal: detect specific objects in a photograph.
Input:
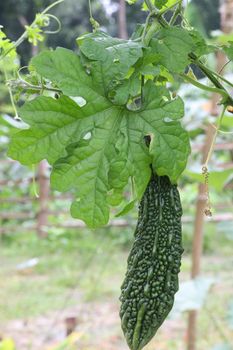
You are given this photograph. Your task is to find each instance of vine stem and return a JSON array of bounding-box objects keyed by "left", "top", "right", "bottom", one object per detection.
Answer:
[
  {"left": 195, "top": 58, "right": 233, "bottom": 90},
  {"left": 218, "top": 59, "right": 231, "bottom": 75},
  {"left": 44, "top": 14, "right": 61, "bottom": 34},
  {"left": 159, "top": 0, "right": 182, "bottom": 16},
  {"left": 41, "top": 0, "right": 64, "bottom": 15},
  {"left": 169, "top": 1, "right": 182, "bottom": 25},
  {"left": 32, "top": 165, "right": 39, "bottom": 198},
  {"left": 10, "top": 80, "right": 62, "bottom": 94},
  {"left": 88, "top": 0, "right": 93, "bottom": 19},
  {"left": 141, "top": 74, "right": 145, "bottom": 102},
  {"left": 0, "top": 0, "right": 64, "bottom": 61},
  {"left": 142, "top": 0, "right": 184, "bottom": 45},
  {"left": 3, "top": 68, "right": 19, "bottom": 119},
  {"left": 210, "top": 65, "right": 233, "bottom": 88},
  {"left": 180, "top": 73, "right": 229, "bottom": 99},
  {"left": 144, "top": 0, "right": 155, "bottom": 12},
  {"left": 141, "top": 10, "right": 157, "bottom": 44},
  {"left": 203, "top": 106, "right": 227, "bottom": 167},
  {"left": 143, "top": 20, "right": 160, "bottom": 46}
]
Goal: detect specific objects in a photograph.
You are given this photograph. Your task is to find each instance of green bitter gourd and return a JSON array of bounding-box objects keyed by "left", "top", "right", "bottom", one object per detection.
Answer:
[{"left": 120, "top": 172, "right": 183, "bottom": 350}]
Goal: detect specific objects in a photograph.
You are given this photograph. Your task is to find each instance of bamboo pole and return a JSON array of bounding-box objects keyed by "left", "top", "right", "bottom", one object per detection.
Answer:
[
  {"left": 36, "top": 160, "right": 50, "bottom": 238},
  {"left": 187, "top": 1, "right": 233, "bottom": 349},
  {"left": 186, "top": 75, "right": 224, "bottom": 350},
  {"left": 187, "top": 126, "right": 215, "bottom": 350},
  {"left": 118, "top": 0, "right": 128, "bottom": 39}
]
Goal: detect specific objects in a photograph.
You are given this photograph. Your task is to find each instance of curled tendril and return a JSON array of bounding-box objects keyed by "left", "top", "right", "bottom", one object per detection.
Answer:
[
  {"left": 218, "top": 60, "right": 232, "bottom": 75},
  {"left": 43, "top": 14, "right": 61, "bottom": 34},
  {"left": 17, "top": 65, "right": 30, "bottom": 84},
  {"left": 211, "top": 124, "right": 233, "bottom": 135},
  {"left": 202, "top": 165, "right": 212, "bottom": 217},
  {"left": 32, "top": 165, "right": 39, "bottom": 198}
]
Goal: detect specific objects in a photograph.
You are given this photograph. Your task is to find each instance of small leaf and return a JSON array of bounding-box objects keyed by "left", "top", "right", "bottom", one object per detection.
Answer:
[
  {"left": 223, "top": 41, "right": 233, "bottom": 61},
  {"left": 154, "top": 0, "right": 168, "bottom": 9},
  {"left": 111, "top": 74, "right": 141, "bottom": 105},
  {"left": 115, "top": 200, "right": 137, "bottom": 217},
  {"left": 185, "top": 167, "right": 233, "bottom": 191}
]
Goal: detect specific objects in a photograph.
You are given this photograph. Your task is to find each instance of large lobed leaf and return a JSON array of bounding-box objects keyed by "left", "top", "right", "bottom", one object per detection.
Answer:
[
  {"left": 8, "top": 32, "right": 190, "bottom": 227},
  {"left": 150, "top": 27, "right": 194, "bottom": 73}
]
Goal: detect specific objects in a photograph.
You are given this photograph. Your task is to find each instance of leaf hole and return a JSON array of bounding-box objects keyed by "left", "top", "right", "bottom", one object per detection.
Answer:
[
  {"left": 126, "top": 97, "right": 142, "bottom": 111},
  {"left": 163, "top": 117, "right": 173, "bottom": 123},
  {"left": 83, "top": 131, "right": 92, "bottom": 140},
  {"left": 162, "top": 95, "right": 169, "bottom": 102},
  {"left": 144, "top": 135, "right": 151, "bottom": 147},
  {"left": 70, "top": 96, "right": 87, "bottom": 107}
]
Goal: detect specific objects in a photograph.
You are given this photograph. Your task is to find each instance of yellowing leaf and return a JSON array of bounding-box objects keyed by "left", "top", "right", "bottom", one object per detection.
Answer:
[{"left": 0, "top": 338, "right": 15, "bottom": 350}]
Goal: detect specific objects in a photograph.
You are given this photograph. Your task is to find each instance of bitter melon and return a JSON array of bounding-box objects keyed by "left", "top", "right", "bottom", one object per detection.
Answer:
[{"left": 120, "top": 172, "right": 183, "bottom": 350}]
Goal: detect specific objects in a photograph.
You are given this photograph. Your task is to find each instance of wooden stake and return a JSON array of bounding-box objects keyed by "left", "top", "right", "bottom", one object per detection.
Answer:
[
  {"left": 118, "top": 0, "right": 128, "bottom": 39},
  {"left": 187, "top": 126, "right": 215, "bottom": 350},
  {"left": 187, "top": 1, "right": 233, "bottom": 348},
  {"left": 65, "top": 316, "right": 77, "bottom": 336},
  {"left": 37, "top": 160, "right": 49, "bottom": 238}
]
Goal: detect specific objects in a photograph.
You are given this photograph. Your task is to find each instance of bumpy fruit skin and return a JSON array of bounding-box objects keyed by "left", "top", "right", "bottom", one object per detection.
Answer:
[{"left": 120, "top": 173, "right": 183, "bottom": 350}]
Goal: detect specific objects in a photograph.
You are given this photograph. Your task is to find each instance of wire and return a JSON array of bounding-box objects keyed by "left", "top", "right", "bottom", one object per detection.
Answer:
[{"left": 204, "top": 106, "right": 227, "bottom": 167}]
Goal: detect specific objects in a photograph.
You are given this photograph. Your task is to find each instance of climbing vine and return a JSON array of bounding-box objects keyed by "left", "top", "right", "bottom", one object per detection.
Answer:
[
  {"left": 1, "top": 0, "right": 233, "bottom": 348},
  {"left": 2, "top": 0, "right": 233, "bottom": 227}
]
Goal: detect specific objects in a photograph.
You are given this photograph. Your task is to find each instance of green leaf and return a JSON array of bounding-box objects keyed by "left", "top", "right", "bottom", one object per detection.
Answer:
[
  {"left": 223, "top": 41, "right": 233, "bottom": 61},
  {"left": 8, "top": 48, "right": 190, "bottom": 228},
  {"left": 77, "top": 31, "right": 143, "bottom": 89},
  {"left": 188, "top": 29, "right": 214, "bottom": 58},
  {"left": 130, "top": 24, "right": 145, "bottom": 40},
  {"left": 30, "top": 47, "right": 108, "bottom": 100},
  {"left": 7, "top": 95, "right": 96, "bottom": 164},
  {"left": 126, "top": 0, "right": 138, "bottom": 4},
  {"left": 154, "top": 0, "right": 168, "bottom": 9},
  {"left": 150, "top": 27, "right": 194, "bottom": 73},
  {"left": 185, "top": 167, "right": 233, "bottom": 191},
  {"left": 160, "top": 0, "right": 177, "bottom": 8},
  {"left": 143, "top": 0, "right": 181, "bottom": 11},
  {"left": 115, "top": 199, "right": 137, "bottom": 218},
  {"left": 142, "top": 82, "right": 190, "bottom": 180},
  {"left": 107, "top": 188, "right": 124, "bottom": 206},
  {"left": 111, "top": 74, "right": 141, "bottom": 105},
  {"left": 139, "top": 64, "right": 160, "bottom": 76},
  {"left": 221, "top": 115, "right": 233, "bottom": 129}
]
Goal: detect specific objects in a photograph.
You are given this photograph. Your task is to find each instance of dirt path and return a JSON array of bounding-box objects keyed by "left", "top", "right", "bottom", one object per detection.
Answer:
[{"left": 1, "top": 299, "right": 186, "bottom": 350}]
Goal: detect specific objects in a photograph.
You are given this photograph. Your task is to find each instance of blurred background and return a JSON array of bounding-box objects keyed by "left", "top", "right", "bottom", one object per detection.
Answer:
[{"left": 0, "top": 0, "right": 233, "bottom": 349}]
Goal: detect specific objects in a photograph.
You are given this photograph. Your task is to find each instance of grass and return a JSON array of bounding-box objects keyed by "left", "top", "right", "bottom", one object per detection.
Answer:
[
  {"left": 0, "top": 227, "right": 130, "bottom": 320},
  {"left": 0, "top": 223, "right": 232, "bottom": 350}
]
